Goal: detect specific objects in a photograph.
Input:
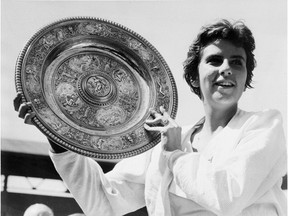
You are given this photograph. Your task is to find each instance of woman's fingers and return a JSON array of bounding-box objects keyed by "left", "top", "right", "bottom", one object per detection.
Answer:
[
  {"left": 13, "top": 92, "right": 23, "bottom": 111},
  {"left": 149, "top": 109, "right": 162, "bottom": 119},
  {"left": 18, "top": 101, "right": 35, "bottom": 125},
  {"left": 14, "top": 93, "right": 35, "bottom": 125},
  {"left": 159, "top": 106, "right": 166, "bottom": 115},
  {"left": 145, "top": 106, "right": 171, "bottom": 130},
  {"left": 145, "top": 117, "right": 163, "bottom": 125},
  {"left": 144, "top": 123, "right": 166, "bottom": 131},
  {"left": 18, "top": 102, "right": 32, "bottom": 119},
  {"left": 145, "top": 106, "right": 181, "bottom": 152},
  {"left": 146, "top": 107, "right": 169, "bottom": 126},
  {"left": 24, "top": 112, "right": 36, "bottom": 125}
]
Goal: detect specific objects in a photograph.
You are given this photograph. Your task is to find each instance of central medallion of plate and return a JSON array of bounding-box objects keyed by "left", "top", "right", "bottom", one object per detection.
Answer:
[
  {"left": 83, "top": 74, "right": 113, "bottom": 99},
  {"left": 52, "top": 52, "right": 142, "bottom": 131}
]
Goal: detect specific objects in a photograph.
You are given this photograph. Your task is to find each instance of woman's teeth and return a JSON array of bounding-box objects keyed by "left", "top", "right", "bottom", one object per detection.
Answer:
[{"left": 215, "top": 81, "right": 234, "bottom": 87}]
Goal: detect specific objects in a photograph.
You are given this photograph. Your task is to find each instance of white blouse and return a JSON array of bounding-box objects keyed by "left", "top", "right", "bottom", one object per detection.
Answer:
[{"left": 50, "top": 109, "right": 287, "bottom": 216}]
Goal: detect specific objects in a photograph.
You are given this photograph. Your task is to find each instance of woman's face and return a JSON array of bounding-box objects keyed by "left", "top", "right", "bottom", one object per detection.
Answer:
[{"left": 197, "top": 39, "right": 247, "bottom": 109}]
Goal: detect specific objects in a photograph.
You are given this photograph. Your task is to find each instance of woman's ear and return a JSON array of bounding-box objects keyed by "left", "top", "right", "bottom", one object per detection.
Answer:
[{"left": 191, "top": 78, "right": 200, "bottom": 88}]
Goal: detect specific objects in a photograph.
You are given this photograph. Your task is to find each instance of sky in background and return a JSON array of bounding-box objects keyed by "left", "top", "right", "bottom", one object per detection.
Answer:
[{"left": 1, "top": 0, "right": 287, "bottom": 144}]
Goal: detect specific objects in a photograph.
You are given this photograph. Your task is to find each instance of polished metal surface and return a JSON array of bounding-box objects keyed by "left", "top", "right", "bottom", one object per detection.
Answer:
[{"left": 15, "top": 17, "right": 178, "bottom": 159}]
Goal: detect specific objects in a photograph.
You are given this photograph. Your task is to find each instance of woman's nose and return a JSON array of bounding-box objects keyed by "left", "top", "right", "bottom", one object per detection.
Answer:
[
  {"left": 219, "top": 60, "right": 232, "bottom": 76},
  {"left": 220, "top": 70, "right": 232, "bottom": 76}
]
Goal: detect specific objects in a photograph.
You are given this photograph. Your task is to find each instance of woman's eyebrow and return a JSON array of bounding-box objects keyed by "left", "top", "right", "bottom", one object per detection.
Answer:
[
  {"left": 231, "top": 55, "right": 246, "bottom": 61},
  {"left": 205, "top": 54, "right": 222, "bottom": 59}
]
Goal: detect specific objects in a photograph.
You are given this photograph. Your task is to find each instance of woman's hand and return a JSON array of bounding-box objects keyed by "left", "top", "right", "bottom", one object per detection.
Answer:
[
  {"left": 13, "top": 93, "right": 35, "bottom": 125},
  {"left": 13, "top": 93, "right": 67, "bottom": 153},
  {"left": 144, "top": 106, "right": 182, "bottom": 152}
]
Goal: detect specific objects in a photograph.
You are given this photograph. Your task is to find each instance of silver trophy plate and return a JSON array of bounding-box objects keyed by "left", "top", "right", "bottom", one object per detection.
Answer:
[{"left": 15, "top": 17, "right": 178, "bottom": 160}]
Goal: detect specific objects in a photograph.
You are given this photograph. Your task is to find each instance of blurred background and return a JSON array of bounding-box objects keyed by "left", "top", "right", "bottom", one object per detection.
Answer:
[{"left": 1, "top": 0, "right": 287, "bottom": 215}]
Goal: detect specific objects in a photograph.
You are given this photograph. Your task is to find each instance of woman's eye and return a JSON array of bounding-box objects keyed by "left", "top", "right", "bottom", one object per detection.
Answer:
[
  {"left": 231, "top": 59, "right": 243, "bottom": 66},
  {"left": 207, "top": 57, "right": 222, "bottom": 66}
]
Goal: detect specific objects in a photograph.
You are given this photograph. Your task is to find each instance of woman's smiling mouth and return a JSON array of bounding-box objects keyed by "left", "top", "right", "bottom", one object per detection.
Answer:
[{"left": 214, "top": 80, "right": 235, "bottom": 88}]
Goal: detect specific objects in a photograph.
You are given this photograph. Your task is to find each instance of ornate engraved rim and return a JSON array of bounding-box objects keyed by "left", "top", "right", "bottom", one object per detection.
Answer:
[{"left": 15, "top": 16, "right": 178, "bottom": 160}]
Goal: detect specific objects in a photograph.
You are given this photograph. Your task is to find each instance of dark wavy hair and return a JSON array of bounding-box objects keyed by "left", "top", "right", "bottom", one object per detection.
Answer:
[{"left": 183, "top": 19, "right": 256, "bottom": 98}]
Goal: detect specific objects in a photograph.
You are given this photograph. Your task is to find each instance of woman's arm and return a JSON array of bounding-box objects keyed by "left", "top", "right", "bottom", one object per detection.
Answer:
[{"left": 50, "top": 148, "right": 151, "bottom": 216}]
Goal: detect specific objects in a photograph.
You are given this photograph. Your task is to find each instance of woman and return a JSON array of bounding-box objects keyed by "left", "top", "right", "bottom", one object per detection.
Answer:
[{"left": 15, "top": 19, "right": 287, "bottom": 216}]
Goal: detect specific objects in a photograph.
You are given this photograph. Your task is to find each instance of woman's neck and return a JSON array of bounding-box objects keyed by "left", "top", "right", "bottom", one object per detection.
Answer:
[{"left": 202, "top": 104, "right": 238, "bottom": 134}]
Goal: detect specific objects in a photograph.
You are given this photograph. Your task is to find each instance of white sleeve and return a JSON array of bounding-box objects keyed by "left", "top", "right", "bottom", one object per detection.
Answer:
[
  {"left": 49, "top": 149, "right": 151, "bottom": 216},
  {"left": 168, "top": 110, "right": 287, "bottom": 215}
]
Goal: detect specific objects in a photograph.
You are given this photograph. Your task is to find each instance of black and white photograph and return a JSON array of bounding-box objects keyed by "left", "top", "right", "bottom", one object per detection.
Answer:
[{"left": 1, "top": 0, "right": 287, "bottom": 215}]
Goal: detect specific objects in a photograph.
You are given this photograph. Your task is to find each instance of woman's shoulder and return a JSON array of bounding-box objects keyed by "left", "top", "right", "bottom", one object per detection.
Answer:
[
  {"left": 238, "top": 108, "right": 283, "bottom": 124},
  {"left": 235, "top": 108, "right": 284, "bottom": 135}
]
